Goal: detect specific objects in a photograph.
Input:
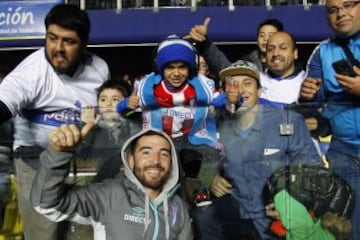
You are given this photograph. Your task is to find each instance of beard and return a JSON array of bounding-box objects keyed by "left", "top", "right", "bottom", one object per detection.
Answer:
[
  {"left": 45, "top": 49, "right": 81, "bottom": 76},
  {"left": 133, "top": 164, "right": 170, "bottom": 191}
]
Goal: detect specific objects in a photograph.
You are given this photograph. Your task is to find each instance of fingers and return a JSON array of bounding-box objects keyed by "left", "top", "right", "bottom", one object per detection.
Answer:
[
  {"left": 354, "top": 65, "right": 360, "bottom": 75},
  {"left": 265, "top": 203, "right": 280, "bottom": 220},
  {"left": 300, "top": 78, "right": 321, "bottom": 100},
  {"left": 128, "top": 88, "right": 140, "bottom": 109},
  {"left": 81, "top": 121, "right": 95, "bottom": 138},
  {"left": 81, "top": 106, "right": 96, "bottom": 123},
  {"left": 227, "top": 91, "right": 240, "bottom": 104},
  {"left": 48, "top": 124, "right": 82, "bottom": 152},
  {"left": 185, "top": 17, "right": 211, "bottom": 42},
  {"left": 305, "top": 117, "right": 318, "bottom": 131},
  {"left": 182, "top": 34, "right": 192, "bottom": 40},
  {"left": 203, "top": 17, "right": 211, "bottom": 28},
  {"left": 131, "top": 87, "right": 138, "bottom": 96},
  {"left": 210, "top": 175, "right": 232, "bottom": 197}
]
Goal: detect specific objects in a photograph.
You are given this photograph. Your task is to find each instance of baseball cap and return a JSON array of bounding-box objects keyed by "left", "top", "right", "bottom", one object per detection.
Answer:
[{"left": 219, "top": 60, "right": 260, "bottom": 85}]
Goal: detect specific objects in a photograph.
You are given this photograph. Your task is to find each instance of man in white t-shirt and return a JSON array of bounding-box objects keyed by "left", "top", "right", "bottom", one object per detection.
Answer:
[
  {"left": 0, "top": 4, "right": 109, "bottom": 240},
  {"left": 259, "top": 31, "right": 304, "bottom": 105}
]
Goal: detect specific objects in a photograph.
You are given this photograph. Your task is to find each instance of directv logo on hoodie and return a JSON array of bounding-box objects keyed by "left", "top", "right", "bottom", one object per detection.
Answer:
[
  {"left": 123, "top": 207, "right": 151, "bottom": 224},
  {"left": 123, "top": 214, "right": 146, "bottom": 224}
]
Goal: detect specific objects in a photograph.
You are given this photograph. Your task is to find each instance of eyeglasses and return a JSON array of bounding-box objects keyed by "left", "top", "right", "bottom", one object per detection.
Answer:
[{"left": 327, "top": 1, "right": 360, "bottom": 15}]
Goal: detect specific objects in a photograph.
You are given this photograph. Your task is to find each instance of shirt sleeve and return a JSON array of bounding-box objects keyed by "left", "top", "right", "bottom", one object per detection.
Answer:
[
  {"left": 197, "top": 38, "right": 232, "bottom": 76},
  {"left": 31, "top": 148, "right": 109, "bottom": 224},
  {"left": 305, "top": 45, "right": 326, "bottom": 102}
]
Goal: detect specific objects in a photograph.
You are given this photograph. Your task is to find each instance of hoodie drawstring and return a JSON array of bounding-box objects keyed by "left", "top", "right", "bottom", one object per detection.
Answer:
[
  {"left": 143, "top": 195, "right": 150, "bottom": 237},
  {"left": 164, "top": 198, "right": 170, "bottom": 240}
]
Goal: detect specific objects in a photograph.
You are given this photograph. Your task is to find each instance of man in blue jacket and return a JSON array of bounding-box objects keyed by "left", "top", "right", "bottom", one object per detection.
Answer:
[
  {"left": 192, "top": 60, "right": 322, "bottom": 240},
  {"left": 300, "top": 1, "right": 360, "bottom": 238}
]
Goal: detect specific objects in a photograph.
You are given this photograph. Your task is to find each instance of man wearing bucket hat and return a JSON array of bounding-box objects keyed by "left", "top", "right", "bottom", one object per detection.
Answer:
[
  {"left": 191, "top": 60, "right": 322, "bottom": 240},
  {"left": 116, "top": 35, "right": 223, "bottom": 208}
]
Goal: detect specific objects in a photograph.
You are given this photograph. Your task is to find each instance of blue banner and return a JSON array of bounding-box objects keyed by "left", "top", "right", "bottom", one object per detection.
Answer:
[{"left": 0, "top": 0, "right": 62, "bottom": 40}]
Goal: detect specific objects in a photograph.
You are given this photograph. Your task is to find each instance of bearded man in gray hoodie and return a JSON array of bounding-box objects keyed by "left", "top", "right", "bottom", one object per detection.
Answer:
[{"left": 31, "top": 124, "right": 192, "bottom": 240}]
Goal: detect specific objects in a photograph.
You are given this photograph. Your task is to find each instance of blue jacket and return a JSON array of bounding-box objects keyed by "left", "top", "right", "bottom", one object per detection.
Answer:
[
  {"left": 306, "top": 33, "right": 360, "bottom": 155},
  {"left": 137, "top": 73, "right": 218, "bottom": 147},
  {"left": 218, "top": 105, "right": 321, "bottom": 221}
]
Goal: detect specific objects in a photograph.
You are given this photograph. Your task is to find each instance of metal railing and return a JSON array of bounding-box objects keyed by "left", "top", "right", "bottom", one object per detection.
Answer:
[{"left": 65, "top": 0, "right": 325, "bottom": 12}]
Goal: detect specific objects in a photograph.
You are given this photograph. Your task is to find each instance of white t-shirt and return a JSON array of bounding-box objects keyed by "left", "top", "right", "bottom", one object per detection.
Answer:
[
  {"left": 0, "top": 48, "right": 109, "bottom": 149},
  {"left": 260, "top": 70, "right": 305, "bottom": 104}
]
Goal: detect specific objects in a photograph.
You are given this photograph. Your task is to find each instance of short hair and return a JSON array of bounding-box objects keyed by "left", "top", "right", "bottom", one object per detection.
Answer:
[
  {"left": 277, "top": 31, "right": 298, "bottom": 50},
  {"left": 45, "top": 4, "right": 90, "bottom": 43},
  {"left": 128, "top": 130, "right": 171, "bottom": 155},
  {"left": 97, "top": 80, "right": 129, "bottom": 100},
  {"left": 257, "top": 18, "right": 284, "bottom": 36}
]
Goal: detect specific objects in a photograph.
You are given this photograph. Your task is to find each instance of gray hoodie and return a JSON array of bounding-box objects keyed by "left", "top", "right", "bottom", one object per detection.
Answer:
[{"left": 31, "top": 128, "right": 192, "bottom": 240}]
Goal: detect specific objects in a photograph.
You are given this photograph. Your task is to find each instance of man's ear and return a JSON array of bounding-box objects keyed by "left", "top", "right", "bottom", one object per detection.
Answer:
[
  {"left": 128, "top": 154, "right": 134, "bottom": 170},
  {"left": 257, "top": 87, "right": 263, "bottom": 97},
  {"left": 294, "top": 48, "right": 299, "bottom": 60}
]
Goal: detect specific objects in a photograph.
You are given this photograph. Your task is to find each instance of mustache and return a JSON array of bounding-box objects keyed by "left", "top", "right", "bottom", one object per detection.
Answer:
[
  {"left": 144, "top": 164, "right": 165, "bottom": 171},
  {"left": 53, "top": 51, "right": 66, "bottom": 57}
]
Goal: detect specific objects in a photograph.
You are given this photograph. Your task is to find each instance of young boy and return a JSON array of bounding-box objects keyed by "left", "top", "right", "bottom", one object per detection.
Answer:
[{"left": 78, "top": 80, "right": 141, "bottom": 182}]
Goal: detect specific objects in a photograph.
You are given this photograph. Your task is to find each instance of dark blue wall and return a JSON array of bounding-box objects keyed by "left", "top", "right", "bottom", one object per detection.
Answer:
[
  {"left": 0, "top": 5, "right": 333, "bottom": 48},
  {"left": 90, "top": 5, "right": 333, "bottom": 44}
]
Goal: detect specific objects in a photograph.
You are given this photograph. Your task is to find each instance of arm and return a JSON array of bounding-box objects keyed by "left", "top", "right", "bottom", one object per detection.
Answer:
[
  {"left": 300, "top": 46, "right": 325, "bottom": 102},
  {"left": 287, "top": 112, "right": 323, "bottom": 165},
  {"left": 186, "top": 17, "right": 231, "bottom": 76},
  {"left": 335, "top": 65, "right": 360, "bottom": 96},
  {"left": 30, "top": 123, "right": 108, "bottom": 224}
]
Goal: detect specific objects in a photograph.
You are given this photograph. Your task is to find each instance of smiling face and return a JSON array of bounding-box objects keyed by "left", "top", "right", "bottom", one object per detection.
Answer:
[
  {"left": 257, "top": 24, "right": 279, "bottom": 54},
  {"left": 266, "top": 32, "right": 298, "bottom": 78},
  {"left": 163, "top": 62, "right": 189, "bottom": 88},
  {"left": 326, "top": 0, "right": 360, "bottom": 37},
  {"left": 226, "top": 75, "right": 261, "bottom": 108},
  {"left": 128, "top": 135, "right": 172, "bottom": 194},
  {"left": 45, "top": 24, "right": 85, "bottom": 75}
]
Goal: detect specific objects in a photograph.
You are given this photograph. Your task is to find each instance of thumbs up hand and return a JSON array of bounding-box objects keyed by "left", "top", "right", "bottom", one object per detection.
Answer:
[
  {"left": 184, "top": 17, "right": 211, "bottom": 42},
  {"left": 127, "top": 87, "right": 140, "bottom": 110}
]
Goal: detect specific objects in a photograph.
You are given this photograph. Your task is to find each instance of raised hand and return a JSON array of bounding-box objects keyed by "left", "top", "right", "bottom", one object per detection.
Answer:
[
  {"left": 183, "top": 17, "right": 211, "bottom": 42},
  {"left": 335, "top": 65, "right": 360, "bottom": 96},
  {"left": 127, "top": 87, "right": 140, "bottom": 110},
  {"left": 48, "top": 122, "right": 94, "bottom": 152}
]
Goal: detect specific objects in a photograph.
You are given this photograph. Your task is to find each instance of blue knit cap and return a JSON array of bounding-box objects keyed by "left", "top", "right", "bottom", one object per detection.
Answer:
[{"left": 155, "top": 35, "right": 196, "bottom": 74}]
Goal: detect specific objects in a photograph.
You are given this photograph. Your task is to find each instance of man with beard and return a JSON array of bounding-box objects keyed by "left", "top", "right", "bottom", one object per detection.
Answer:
[
  {"left": 0, "top": 4, "right": 109, "bottom": 240},
  {"left": 300, "top": 1, "right": 360, "bottom": 238},
  {"left": 31, "top": 126, "right": 192, "bottom": 240}
]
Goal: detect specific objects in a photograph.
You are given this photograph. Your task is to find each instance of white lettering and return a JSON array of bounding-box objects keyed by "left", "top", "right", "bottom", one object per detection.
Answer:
[
  {"left": 124, "top": 214, "right": 145, "bottom": 224},
  {"left": 0, "top": 7, "right": 34, "bottom": 26}
]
